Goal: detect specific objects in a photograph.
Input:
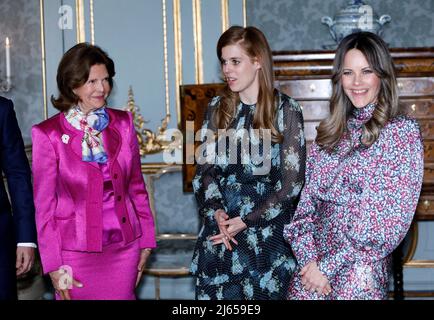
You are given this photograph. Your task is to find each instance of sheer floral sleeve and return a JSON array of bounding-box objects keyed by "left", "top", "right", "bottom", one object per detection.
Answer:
[
  {"left": 192, "top": 97, "right": 226, "bottom": 225},
  {"left": 240, "top": 93, "right": 306, "bottom": 227},
  {"left": 283, "top": 142, "right": 322, "bottom": 268}
]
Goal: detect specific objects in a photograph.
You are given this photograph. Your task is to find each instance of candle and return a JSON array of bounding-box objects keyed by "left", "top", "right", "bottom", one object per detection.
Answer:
[{"left": 5, "top": 37, "right": 10, "bottom": 79}]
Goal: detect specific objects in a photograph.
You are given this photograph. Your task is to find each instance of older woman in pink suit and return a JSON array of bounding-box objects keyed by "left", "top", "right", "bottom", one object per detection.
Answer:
[{"left": 32, "top": 43, "right": 156, "bottom": 300}]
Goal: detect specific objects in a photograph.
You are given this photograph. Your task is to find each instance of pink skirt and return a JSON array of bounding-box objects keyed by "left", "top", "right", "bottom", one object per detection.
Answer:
[{"left": 56, "top": 239, "right": 140, "bottom": 300}]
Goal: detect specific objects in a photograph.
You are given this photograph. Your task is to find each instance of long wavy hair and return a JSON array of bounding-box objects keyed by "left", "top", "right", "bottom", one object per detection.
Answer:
[
  {"left": 214, "top": 26, "right": 282, "bottom": 143},
  {"left": 316, "top": 32, "right": 402, "bottom": 151}
]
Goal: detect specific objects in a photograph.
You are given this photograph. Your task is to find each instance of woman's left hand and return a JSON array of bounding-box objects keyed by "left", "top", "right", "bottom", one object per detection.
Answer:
[
  {"left": 300, "top": 261, "right": 331, "bottom": 296},
  {"left": 209, "top": 217, "right": 247, "bottom": 250},
  {"left": 135, "top": 249, "right": 152, "bottom": 287}
]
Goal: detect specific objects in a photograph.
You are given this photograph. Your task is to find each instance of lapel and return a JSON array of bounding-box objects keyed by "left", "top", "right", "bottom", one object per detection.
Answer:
[{"left": 60, "top": 113, "right": 99, "bottom": 168}]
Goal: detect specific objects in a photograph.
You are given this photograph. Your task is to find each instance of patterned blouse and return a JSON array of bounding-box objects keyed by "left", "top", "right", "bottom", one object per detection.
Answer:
[
  {"left": 284, "top": 103, "right": 424, "bottom": 300},
  {"left": 190, "top": 91, "right": 306, "bottom": 300}
]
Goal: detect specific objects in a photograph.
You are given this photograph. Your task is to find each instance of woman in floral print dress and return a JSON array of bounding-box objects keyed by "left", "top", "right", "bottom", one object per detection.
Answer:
[
  {"left": 284, "top": 32, "right": 424, "bottom": 300},
  {"left": 190, "top": 26, "right": 306, "bottom": 300}
]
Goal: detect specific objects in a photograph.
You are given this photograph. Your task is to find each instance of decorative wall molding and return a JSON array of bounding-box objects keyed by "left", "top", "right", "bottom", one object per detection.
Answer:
[
  {"left": 75, "top": 0, "right": 85, "bottom": 43},
  {"left": 162, "top": 0, "right": 171, "bottom": 123},
  {"left": 39, "top": 0, "right": 48, "bottom": 120},
  {"left": 221, "top": 0, "right": 229, "bottom": 33},
  {"left": 173, "top": 0, "right": 182, "bottom": 127},
  {"left": 242, "top": 0, "right": 246, "bottom": 27},
  {"left": 89, "top": 0, "right": 95, "bottom": 44},
  {"left": 192, "top": 0, "right": 203, "bottom": 84}
]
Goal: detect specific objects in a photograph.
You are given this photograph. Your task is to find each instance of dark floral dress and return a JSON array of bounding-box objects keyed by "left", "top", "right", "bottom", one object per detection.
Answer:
[{"left": 190, "top": 91, "right": 306, "bottom": 300}]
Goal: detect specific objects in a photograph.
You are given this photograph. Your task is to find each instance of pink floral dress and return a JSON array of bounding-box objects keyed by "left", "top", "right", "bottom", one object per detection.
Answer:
[{"left": 284, "top": 103, "right": 424, "bottom": 300}]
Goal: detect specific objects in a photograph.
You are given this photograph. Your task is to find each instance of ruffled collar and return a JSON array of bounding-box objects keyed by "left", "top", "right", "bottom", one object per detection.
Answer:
[
  {"left": 340, "top": 103, "right": 376, "bottom": 152},
  {"left": 238, "top": 100, "right": 256, "bottom": 110},
  {"left": 348, "top": 102, "right": 376, "bottom": 129}
]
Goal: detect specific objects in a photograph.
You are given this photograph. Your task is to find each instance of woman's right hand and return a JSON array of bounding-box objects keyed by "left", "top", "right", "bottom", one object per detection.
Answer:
[
  {"left": 49, "top": 267, "right": 83, "bottom": 300},
  {"left": 211, "top": 209, "right": 238, "bottom": 251}
]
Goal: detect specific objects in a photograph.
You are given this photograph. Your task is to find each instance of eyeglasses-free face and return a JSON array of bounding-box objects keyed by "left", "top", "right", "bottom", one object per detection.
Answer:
[
  {"left": 73, "top": 64, "right": 111, "bottom": 114},
  {"left": 221, "top": 43, "right": 261, "bottom": 105},
  {"left": 341, "top": 48, "right": 381, "bottom": 109}
]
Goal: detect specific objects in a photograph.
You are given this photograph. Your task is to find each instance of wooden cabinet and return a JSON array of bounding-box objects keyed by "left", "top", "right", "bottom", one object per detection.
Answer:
[
  {"left": 273, "top": 48, "right": 434, "bottom": 218},
  {"left": 273, "top": 48, "right": 434, "bottom": 298}
]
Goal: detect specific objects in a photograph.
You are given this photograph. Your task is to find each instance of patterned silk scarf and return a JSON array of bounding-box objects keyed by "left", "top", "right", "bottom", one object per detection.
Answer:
[{"left": 65, "top": 106, "right": 109, "bottom": 163}]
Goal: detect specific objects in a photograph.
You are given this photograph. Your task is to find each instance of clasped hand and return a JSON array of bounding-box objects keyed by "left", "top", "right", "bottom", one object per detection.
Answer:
[
  {"left": 209, "top": 209, "right": 246, "bottom": 251},
  {"left": 300, "top": 261, "right": 332, "bottom": 296}
]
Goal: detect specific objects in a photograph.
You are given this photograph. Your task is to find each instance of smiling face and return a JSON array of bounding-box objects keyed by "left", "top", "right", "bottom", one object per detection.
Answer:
[
  {"left": 221, "top": 43, "right": 261, "bottom": 105},
  {"left": 341, "top": 48, "right": 381, "bottom": 109},
  {"left": 73, "top": 64, "right": 111, "bottom": 114}
]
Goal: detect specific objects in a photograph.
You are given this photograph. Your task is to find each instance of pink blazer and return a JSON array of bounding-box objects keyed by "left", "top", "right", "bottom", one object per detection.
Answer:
[{"left": 32, "top": 108, "right": 156, "bottom": 273}]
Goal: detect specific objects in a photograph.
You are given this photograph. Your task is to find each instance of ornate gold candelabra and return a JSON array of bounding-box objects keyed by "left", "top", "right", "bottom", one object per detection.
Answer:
[{"left": 125, "top": 86, "right": 182, "bottom": 156}]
